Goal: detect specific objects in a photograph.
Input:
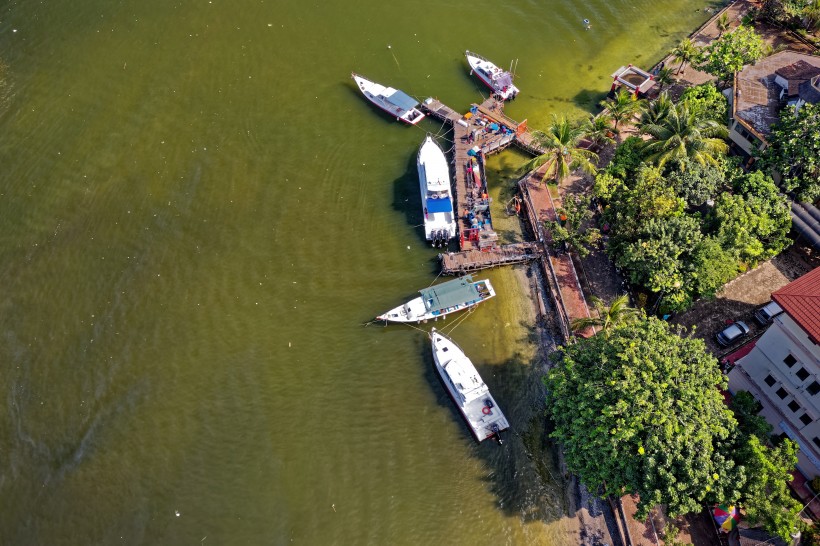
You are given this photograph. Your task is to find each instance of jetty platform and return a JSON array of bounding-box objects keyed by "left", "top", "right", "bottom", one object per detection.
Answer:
[
  {"left": 420, "top": 94, "right": 590, "bottom": 338},
  {"left": 440, "top": 242, "right": 541, "bottom": 274}
]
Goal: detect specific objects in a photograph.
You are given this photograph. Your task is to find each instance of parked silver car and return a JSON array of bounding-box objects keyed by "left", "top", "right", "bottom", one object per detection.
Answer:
[
  {"left": 716, "top": 321, "right": 751, "bottom": 347},
  {"left": 754, "top": 301, "right": 783, "bottom": 326}
]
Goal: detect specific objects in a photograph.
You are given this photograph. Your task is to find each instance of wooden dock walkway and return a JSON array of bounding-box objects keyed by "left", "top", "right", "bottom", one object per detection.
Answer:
[
  {"left": 439, "top": 242, "right": 542, "bottom": 274},
  {"left": 420, "top": 93, "right": 590, "bottom": 340},
  {"left": 518, "top": 170, "right": 593, "bottom": 338}
]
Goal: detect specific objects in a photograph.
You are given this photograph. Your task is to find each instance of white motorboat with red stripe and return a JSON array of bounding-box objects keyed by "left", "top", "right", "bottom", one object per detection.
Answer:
[
  {"left": 351, "top": 72, "right": 425, "bottom": 125},
  {"left": 431, "top": 328, "right": 509, "bottom": 443},
  {"left": 465, "top": 51, "right": 519, "bottom": 101}
]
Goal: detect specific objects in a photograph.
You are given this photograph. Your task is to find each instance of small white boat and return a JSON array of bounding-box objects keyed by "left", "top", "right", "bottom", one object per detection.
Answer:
[
  {"left": 377, "top": 275, "right": 495, "bottom": 324},
  {"left": 417, "top": 136, "right": 456, "bottom": 247},
  {"left": 351, "top": 72, "right": 425, "bottom": 125},
  {"left": 431, "top": 328, "right": 509, "bottom": 443},
  {"left": 465, "top": 51, "right": 519, "bottom": 101}
]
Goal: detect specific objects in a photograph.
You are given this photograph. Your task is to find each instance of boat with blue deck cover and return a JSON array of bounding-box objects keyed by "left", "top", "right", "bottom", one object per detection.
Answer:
[{"left": 417, "top": 135, "right": 456, "bottom": 247}]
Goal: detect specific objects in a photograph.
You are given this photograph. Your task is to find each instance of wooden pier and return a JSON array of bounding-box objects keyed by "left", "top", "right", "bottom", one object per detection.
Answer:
[
  {"left": 439, "top": 242, "right": 542, "bottom": 274},
  {"left": 419, "top": 93, "right": 590, "bottom": 340}
]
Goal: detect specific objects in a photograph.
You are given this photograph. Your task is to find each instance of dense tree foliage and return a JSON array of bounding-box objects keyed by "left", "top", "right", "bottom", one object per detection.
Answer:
[
  {"left": 678, "top": 82, "right": 728, "bottom": 125},
  {"left": 592, "top": 88, "right": 793, "bottom": 311},
  {"left": 735, "top": 435, "right": 802, "bottom": 542},
  {"left": 761, "top": 0, "right": 820, "bottom": 31},
  {"left": 547, "top": 194, "right": 601, "bottom": 258},
  {"left": 760, "top": 102, "right": 820, "bottom": 203},
  {"left": 711, "top": 171, "right": 792, "bottom": 265},
  {"left": 545, "top": 322, "right": 804, "bottom": 539},
  {"left": 694, "top": 26, "right": 765, "bottom": 87},
  {"left": 545, "top": 318, "right": 742, "bottom": 518},
  {"left": 666, "top": 160, "right": 726, "bottom": 207},
  {"left": 641, "top": 102, "right": 729, "bottom": 169}
]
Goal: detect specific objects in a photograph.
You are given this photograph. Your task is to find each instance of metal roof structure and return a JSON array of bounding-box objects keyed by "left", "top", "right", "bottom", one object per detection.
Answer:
[
  {"left": 773, "top": 267, "right": 820, "bottom": 344},
  {"left": 420, "top": 276, "right": 481, "bottom": 313}
]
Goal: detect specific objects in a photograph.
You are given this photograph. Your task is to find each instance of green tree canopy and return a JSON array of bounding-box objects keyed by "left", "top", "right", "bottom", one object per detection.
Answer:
[
  {"left": 641, "top": 102, "right": 729, "bottom": 170},
  {"left": 666, "top": 159, "right": 726, "bottom": 207},
  {"left": 711, "top": 171, "right": 792, "bottom": 265},
  {"left": 734, "top": 434, "right": 802, "bottom": 542},
  {"left": 569, "top": 294, "right": 639, "bottom": 335},
  {"left": 545, "top": 318, "right": 742, "bottom": 518},
  {"left": 600, "top": 88, "right": 643, "bottom": 131},
  {"left": 679, "top": 82, "right": 729, "bottom": 125},
  {"left": 760, "top": 102, "right": 820, "bottom": 203},
  {"left": 547, "top": 194, "right": 601, "bottom": 258},
  {"left": 694, "top": 26, "right": 765, "bottom": 87},
  {"left": 526, "top": 115, "right": 599, "bottom": 184}
]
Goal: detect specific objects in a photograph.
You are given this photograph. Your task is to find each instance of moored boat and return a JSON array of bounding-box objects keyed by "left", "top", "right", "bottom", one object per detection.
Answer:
[
  {"left": 465, "top": 51, "right": 519, "bottom": 101},
  {"left": 417, "top": 136, "right": 456, "bottom": 247},
  {"left": 430, "top": 328, "right": 509, "bottom": 443},
  {"left": 351, "top": 72, "right": 426, "bottom": 125},
  {"left": 376, "top": 275, "right": 495, "bottom": 324}
]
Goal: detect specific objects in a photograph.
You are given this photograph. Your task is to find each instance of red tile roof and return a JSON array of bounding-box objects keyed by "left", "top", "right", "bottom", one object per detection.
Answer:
[{"left": 772, "top": 267, "right": 820, "bottom": 343}]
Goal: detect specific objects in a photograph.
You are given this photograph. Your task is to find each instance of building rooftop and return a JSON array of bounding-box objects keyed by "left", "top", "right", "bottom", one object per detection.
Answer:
[
  {"left": 799, "top": 75, "right": 820, "bottom": 104},
  {"left": 772, "top": 267, "right": 820, "bottom": 344},
  {"left": 733, "top": 51, "right": 820, "bottom": 141}
]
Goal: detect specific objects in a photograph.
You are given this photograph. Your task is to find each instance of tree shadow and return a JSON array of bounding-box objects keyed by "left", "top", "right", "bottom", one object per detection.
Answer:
[{"left": 571, "top": 89, "right": 608, "bottom": 114}]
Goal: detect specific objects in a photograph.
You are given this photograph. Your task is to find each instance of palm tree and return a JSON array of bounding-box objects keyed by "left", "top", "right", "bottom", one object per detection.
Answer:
[
  {"left": 570, "top": 294, "right": 639, "bottom": 336},
  {"left": 671, "top": 37, "right": 698, "bottom": 75},
  {"left": 600, "top": 88, "right": 642, "bottom": 131},
  {"left": 654, "top": 67, "right": 674, "bottom": 93},
  {"left": 641, "top": 102, "right": 729, "bottom": 170},
  {"left": 582, "top": 112, "right": 616, "bottom": 150},
  {"left": 716, "top": 13, "right": 731, "bottom": 37},
  {"left": 639, "top": 92, "right": 674, "bottom": 130},
  {"left": 525, "top": 116, "right": 599, "bottom": 185}
]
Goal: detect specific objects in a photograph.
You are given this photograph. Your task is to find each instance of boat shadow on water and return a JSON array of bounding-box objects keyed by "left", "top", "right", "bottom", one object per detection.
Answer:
[{"left": 413, "top": 321, "right": 572, "bottom": 524}]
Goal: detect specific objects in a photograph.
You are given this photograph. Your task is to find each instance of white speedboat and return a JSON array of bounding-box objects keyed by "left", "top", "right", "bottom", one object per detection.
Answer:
[
  {"left": 431, "top": 328, "right": 509, "bottom": 443},
  {"left": 465, "top": 51, "right": 519, "bottom": 101},
  {"left": 417, "top": 136, "right": 456, "bottom": 247},
  {"left": 377, "top": 275, "right": 495, "bottom": 324},
  {"left": 351, "top": 73, "right": 425, "bottom": 125}
]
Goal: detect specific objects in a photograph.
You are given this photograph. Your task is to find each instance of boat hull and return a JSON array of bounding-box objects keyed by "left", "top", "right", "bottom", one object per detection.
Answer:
[
  {"left": 376, "top": 279, "right": 495, "bottom": 323},
  {"left": 431, "top": 329, "right": 509, "bottom": 442},
  {"left": 417, "top": 136, "right": 456, "bottom": 245},
  {"left": 465, "top": 52, "right": 519, "bottom": 101},
  {"left": 352, "top": 73, "right": 426, "bottom": 125}
]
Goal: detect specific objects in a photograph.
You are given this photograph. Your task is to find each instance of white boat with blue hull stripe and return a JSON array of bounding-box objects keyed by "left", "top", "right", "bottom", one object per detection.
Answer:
[
  {"left": 431, "top": 328, "right": 509, "bottom": 443},
  {"left": 351, "top": 72, "right": 425, "bottom": 125},
  {"left": 417, "top": 136, "right": 456, "bottom": 247},
  {"left": 376, "top": 275, "right": 495, "bottom": 324}
]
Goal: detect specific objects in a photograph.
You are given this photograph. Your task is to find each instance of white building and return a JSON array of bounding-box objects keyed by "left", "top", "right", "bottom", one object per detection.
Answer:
[{"left": 727, "top": 267, "right": 820, "bottom": 477}]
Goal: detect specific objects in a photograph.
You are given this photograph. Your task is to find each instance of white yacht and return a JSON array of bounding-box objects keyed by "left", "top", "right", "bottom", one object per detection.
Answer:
[
  {"left": 351, "top": 73, "right": 425, "bottom": 124},
  {"left": 431, "top": 328, "right": 509, "bottom": 443},
  {"left": 417, "top": 136, "right": 456, "bottom": 247},
  {"left": 376, "top": 276, "right": 495, "bottom": 324},
  {"left": 465, "top": 51, "right": 519, "bottom": 101}
]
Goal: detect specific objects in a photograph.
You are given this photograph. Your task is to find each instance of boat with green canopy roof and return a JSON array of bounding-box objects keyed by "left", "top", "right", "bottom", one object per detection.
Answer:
[{"left": 376, "top": 275, "right": 495, "bottom": 324}]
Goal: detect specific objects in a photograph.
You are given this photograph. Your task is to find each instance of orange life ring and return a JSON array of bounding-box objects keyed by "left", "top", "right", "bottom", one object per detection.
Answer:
[{"left": 482, "top": 406, "right": 492, "bottom": 415}]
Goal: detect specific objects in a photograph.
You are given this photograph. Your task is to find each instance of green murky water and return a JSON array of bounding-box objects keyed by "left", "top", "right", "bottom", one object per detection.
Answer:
[{"left": 0, "top": 0, "right": 710, "bottom": 543}]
